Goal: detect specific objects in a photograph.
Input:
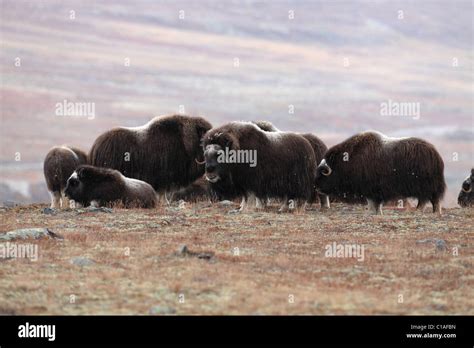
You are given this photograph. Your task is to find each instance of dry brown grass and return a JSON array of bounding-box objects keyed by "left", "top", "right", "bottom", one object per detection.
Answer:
[{"left": 0, "top": 202, "right": 472, "bottom": 315}]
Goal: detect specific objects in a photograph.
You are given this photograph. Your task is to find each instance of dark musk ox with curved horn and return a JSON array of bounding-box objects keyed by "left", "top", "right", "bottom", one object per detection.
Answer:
[
  {"left": 199, "top": 120, "right": 329, "bottom": 210},
  {"left": 315, "top": 131, "right": 446, "bottom": 215},
  {"left": 458, "top": 168, "right": 474, "bottom": 207},
  {"left": 202, "top": 121, "right": 317, "bottom": 212},
  {"left": 89, "top": 114, "right": 212, "bottom": 197}
]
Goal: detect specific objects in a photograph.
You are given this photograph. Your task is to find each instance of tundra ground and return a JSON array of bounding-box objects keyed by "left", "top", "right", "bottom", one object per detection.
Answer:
[{"left": 0, "top": 202, "right": 472, "bottom": 315}]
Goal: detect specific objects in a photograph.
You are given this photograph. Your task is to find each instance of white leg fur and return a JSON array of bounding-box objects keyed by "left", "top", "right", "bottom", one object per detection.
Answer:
[
  {"left": 238, "top": 196, "right": 248, "bottom": 212},
  {"left": 255, "top": 197, "right": 266, "bottom": 210},
  {"left": 61, "top": 196, "right": 70, "bottom": 209},
  {"left": 246, "top": 193, "right": 256, "bottom": 210},
  {"left": 321, "top": 195, "right": 330, "bottom": 209},
  {"left": 278, "top": 197, "right": 289, "bottom": 213},
  {"left": 50, "top": 192, "right": 61, "bottom": 209},
  {"left": 367, "top": 199, "right": 383, "bottom": 215}
]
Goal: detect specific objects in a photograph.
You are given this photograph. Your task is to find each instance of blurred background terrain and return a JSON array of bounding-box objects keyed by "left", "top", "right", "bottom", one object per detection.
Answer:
[{"left": 0, "top": 0, "right": 472, "bottom": 206}]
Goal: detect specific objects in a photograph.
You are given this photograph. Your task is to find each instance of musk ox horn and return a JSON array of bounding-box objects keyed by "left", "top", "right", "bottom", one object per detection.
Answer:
[
  {"left": 320, "top": 159, "right": 332, "bottom": 176},
  {"left": 195, "top": 158, "right": 206, "bottom": 165}
]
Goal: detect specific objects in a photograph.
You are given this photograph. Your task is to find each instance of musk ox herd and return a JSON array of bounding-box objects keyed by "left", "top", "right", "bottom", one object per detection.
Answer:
[{"left": 43, "top": 114, "right": 472, "bottom": 215}]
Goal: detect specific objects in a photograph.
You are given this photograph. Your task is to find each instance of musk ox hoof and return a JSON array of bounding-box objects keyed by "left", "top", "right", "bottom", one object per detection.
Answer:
[{"left": 228, "top": 208, "right": 241, "bottom": 214}]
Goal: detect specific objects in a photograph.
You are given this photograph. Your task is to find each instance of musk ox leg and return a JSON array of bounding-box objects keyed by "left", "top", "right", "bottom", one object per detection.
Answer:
[
  {"left": 417, "top": 199, "right": 427, "bottom": 212},
  {"left": 90, "top": 200, "right": 100, "bottom": 208},
  {"left": 164, "top": 191, "right": 172, "bottom": 206},
  {"left": 69, "top": 200, "right": 82, "bottom": 208},
  {"left": 229, "top": 196, "right": 248, "bottom": 213},
  {"left": 367, "top": 199, "right": 383, "bottom": 215},
  {"left": 50, "top": 191, "right": 61, "bottom": 209},
  {"left": 229, "top": 196, "right": 247, "bottom": 214},
  {"left": 431, "top": 199, "right": 442, "bottom": 215},
  {"left": 61, "top": 195, "right": 71, "bottom": 209},
  {"left": 278, "top": 197, "right": 289, "bottom": 213},
  {"left": 320, "top": 194, "right": 330, "bottom": 210},
  {"left": 239, "top": 196, "right": 249, "bottom": 212},
  {"left": 291, "top": 199, "right": 306, "bottom": 212},
  {"left": 156, "top": 191, "right": 172, "bottom": 206},
  {"left": 246, "top": 193, "right": 257, "bottom": 211},
  {"left": 255, "top": 197, "right": 266, "bottom": 210}
]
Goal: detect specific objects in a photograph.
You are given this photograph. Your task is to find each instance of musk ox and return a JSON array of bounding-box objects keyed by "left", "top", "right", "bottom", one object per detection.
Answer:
[
  {"left": 200, "top": 120, "right": 329, "bottom": 210},
  {"left": 458, "top": 168, "right": 474, "bottom": 207},
  {"left": 201, "top": 121, "right": 316, "bottom": 212},
  {"left": 315, "top": 131, "right": 446, "bottom": 215},
  {"left": 43, "top": 145, "right": 88, "bottom": 208},
  {"left": 199, "top": 121, "right": 279, "bottom": 206},
  {"left": 170, "top": 176, "right": 218, "bottom": 203},
  {"left": 89, "top": 114, "right": 212, "bottom": 198},
  {"left": 252, "top": 122, "right": 329, "bottom": 209},
  {"left": 64, "top": 165, "right": 157, "bottom": 208},
  {"left": 185, "top": 121, "right": 276, "bottom": 206}
]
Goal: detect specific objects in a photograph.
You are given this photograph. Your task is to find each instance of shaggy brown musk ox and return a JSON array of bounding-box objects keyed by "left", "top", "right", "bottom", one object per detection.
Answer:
[
  {"left": 43, "top": 145, "right": 88, "bottom": 208},
  {"left": 201, "top": 121, "right": 317, "bottom": 212},
  {"left": 89, "top": 114, "right": 212, "bottom": 198},
  {"left": 201, "top": 120, "right": 329, "bottom": 210},
  {"left": 458, "top": 168, "right": 474, "bottom": 207},
  {"left": 315, "top": 131, "right": 446, "bottom": 215},
  {"left": 64, "top": 165, "right": 157, "bottom": 208}
]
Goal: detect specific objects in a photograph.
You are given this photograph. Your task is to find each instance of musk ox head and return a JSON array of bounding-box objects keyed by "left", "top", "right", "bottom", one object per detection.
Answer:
[
  {"left": 64, "top": 167, "right": 87, "bottom": 202},
  {"left": 64, "top": 165, "right": 118, "bottom": 206},
  {"left": 202, "top": 144, "right": 227, "bottom": 183},
  {"left": 314, "top": 158, "right": 339, "bottom": 195},
  {"left": 201, "top": 129, "right": 241, "bottom": 184},
  {"left": 458, "top": 168, "right": 474, "bottom": 207}
]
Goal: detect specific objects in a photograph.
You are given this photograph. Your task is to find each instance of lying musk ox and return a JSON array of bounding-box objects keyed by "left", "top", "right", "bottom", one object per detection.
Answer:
[
  {"left": 201, "top": 121, "right": 316, "bottom": 212},
  {"left": 64, "top": 165, "right": 157, "bottom": 208},
  {"left": 43, "top": 145, "right": 88, "bottom": 208},
  {"left": 315, "top": 131, "right": 446, "bottom": 215},
  {"left": 170, "top": 176, "right": 219, "bottom": 203},
  {"left": 89, "top": 114, "right": 212, "bottom": 197},
  {"left": 458, "top": 168, "right": 474, "bottom": 207}
]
